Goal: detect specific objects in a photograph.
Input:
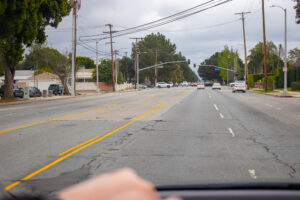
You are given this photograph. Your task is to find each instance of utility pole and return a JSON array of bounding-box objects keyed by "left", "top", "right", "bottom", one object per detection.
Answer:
[
  {"left": 235, "top": 12, "right": 250, "bottom": 89},
  {"left": 155, "top": 49, "right": 158, "bottom": 86},
  {"left": 114, "top": 50, "right": 119, "bottom": 86},
  {"left": 261, "top": 0, "right": 268, "bottom": 91},
  {"left": 271, "top": 5, "right": 288, "bottom": 96},
  {"left": 95, "top": 40, "right": 100, "bottom": 93},
  {"left": 104, "top": 24, "right": 117, "bottom": 91},
  {"left": 71, "top": 1, "right": 78, "bottom": 96},
  {"left": 130, "top": 37, "right": 143, "bottom": 89}
]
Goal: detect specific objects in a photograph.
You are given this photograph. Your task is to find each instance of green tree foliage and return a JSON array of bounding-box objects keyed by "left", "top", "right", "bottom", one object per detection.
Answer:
[
  {"left": 0, "top": 0, "right": 71, "bottom": 99},
  {"left": 26, "top": 44, "right": 71, "bottom": 95},
  {"left": 119, "top": 56, "right": 134, "bottom": 82},
  {"left": 198, "top": 53, "right": 222, "bottom": 81},
  {"left": 132, "top": 33, "right": 197, "bottom": 83},
  {"left": 248, "top": 41, "right": 283, "bottom": 74},
  {"left": 76, "top": 56, "right": 96, "bottom": 69},
  {"left": 92, "top": 59, "right": 125, "bottom": 84},
  {"left": 218, "top": 45, "right": 243, "bottom": 83},
  {"left": 288, "top": 48, "right": 300, "bottom": 68}
]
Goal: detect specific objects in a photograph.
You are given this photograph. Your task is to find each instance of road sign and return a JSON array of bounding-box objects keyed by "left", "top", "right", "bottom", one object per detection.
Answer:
[
  {"left": 283, "top": 66, "right": 287, "bottom": 72},
  {"left": 215, "top": 68, "right": 220, "bottom": 71}
]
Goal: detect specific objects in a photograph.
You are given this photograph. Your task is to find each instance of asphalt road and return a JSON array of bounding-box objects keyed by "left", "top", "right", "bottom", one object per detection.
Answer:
[{"left": 0, "top": 86, "right": 300, "bottom": 195}]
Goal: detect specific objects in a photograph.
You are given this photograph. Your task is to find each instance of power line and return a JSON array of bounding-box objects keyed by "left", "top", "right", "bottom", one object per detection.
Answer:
[{"left": 80, "top": 0, "right": 232, "bottom": 42}]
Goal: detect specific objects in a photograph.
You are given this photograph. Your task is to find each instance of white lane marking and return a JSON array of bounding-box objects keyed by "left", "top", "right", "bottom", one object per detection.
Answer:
[
  {"left": 276, "top": 107, "right": 282, "bottom": 110},
  {"left": 248, "top": 169, "right": 257, "bottom": 179},
  {"left": 265, "top": 103, "right": 273, "bottom": 107},
  {"left": 219, "top": 113, "right": 224, "bottom": 119},
  {"left": 213, "top": 104, "right": 219, "bottom": 111},
  {"left": 228, "top": 128, "right": 235, "bottom": 137}
]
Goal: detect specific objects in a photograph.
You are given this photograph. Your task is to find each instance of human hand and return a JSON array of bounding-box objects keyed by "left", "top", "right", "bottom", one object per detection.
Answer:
[{"left": 58, "top": 168, "right": 181, "bottom": 200}]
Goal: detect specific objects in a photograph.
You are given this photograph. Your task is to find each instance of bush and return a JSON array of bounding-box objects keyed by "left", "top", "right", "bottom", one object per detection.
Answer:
[
  {"left": 262, "top": 75, "right": 276, "bottom": 90},
  {"left": 248, "top": 74, "right": 254, "bottom": 88},
  {"left": 276, "top": 68, "right": 300, "bottom": 88},
  {"left": 291, "top": 82, "right": 300, "bottom": 91}
]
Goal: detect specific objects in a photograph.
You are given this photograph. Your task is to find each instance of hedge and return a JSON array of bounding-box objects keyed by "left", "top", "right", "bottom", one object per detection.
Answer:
[
  {"left": 291, "top": 82, "right": 300, "bottom": 91},
  {"left": 248, "top": 75, "right": 254, "bottom": 88},
  {"left": 276, "top": 68, "right": 300, "bottom": 88},
  {"left": 262, "top": 76, "right": 276, "bottom": 90},
  {"left": 248, "top": 73, "right": 275, "bottom": 88}
]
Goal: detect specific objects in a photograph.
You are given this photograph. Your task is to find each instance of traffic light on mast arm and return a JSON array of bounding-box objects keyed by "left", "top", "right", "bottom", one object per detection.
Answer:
[
  {"left": 194, "top": 63, "right": 196, "bottom": 68},
  {"left": 187, "top": 59, "right": 190, "bottom": 64}
]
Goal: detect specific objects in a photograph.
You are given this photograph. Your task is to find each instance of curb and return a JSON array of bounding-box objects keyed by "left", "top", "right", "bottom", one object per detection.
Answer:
[{"left": 248, "top": 90, "right": 299, "bottom": 98}]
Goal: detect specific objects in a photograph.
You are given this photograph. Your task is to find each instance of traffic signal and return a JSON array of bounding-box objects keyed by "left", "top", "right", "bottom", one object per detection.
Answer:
[
  {"left": 194, "top": 63, "right": 196, "bottom": 68},
  {"left": 235, "top": 72, "right": 239, "bottom": 75},
  {"left": 187, "top": 59, "right": 190, "bottom": 64}
]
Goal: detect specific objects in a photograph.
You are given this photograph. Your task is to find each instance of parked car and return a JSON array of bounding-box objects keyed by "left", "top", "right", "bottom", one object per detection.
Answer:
[
  {"left": 197, "top": 83, "right": 205, "bottom": 90},
  {"left": 167, "top": 82, "right": 173, "bottom": 88},
  {"left": 181, "top": 81, "right": 189, "bottom": 87},
  {"left": 0, "top": 84, "right": 24, "bottom": 98},
  {"left": 230, "top": 82, "right": 235, "bottom": 87},
  {"left": 212, "top": 83, "right": 221, "bottom": 90},
  {"left": 157, "top": 82, "right": 168, "bottom": 88},
  {"left": 142, "top": 83, "right": 154, "bottom": 88},
  {"left": 28, "top": 87, "right": 42, "bottom": 97},
  {"left": 48, "top": 84, "right": 64, "bottom": 95},
  {"left": 232, "top": 81, "right": 246, "bottom": 93},
  {"left": 191, "top": 83, "right": 198, "bottom": 87}
]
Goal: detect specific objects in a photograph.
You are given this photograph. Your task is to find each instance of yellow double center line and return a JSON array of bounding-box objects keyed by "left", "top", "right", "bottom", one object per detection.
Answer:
[
  {"left": 0, "top": 104, "right": 117, "bottom": 135},
  {"left": 5, "top": 104, "right": 166, "bottom": 191}
]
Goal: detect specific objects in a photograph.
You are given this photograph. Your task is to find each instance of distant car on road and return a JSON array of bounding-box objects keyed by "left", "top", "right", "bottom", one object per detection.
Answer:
[
  {"left": 173, "top": 82, "right": 179, "bottom": 87},
  {"left": 204, "top": 81, "right": 214, "bottom": 87},
  {"left": 230, "top": 82, "right": 235, "bottom": 87},
  {"left": 181, "top": 81, "right": 189, "bottom": 87},
  {"left": 28, "top": 87, "right": 42, "bottom": 97},
  {"left": 0, "top": 84, "right": 24, "bottom": 98},
  {"left": 212, "top": 83, "right": 221, "bottom": 90},
  {"left": 48, "top": 84, "right": 64, "bottom": 95},
  {"left": 157, "top": 82, "right": 168, "bottom": 88},
  {"left": 232, "top": 81, "right": 246, "bottom": 93},
  {"left": 197, "top": 83, "right": 205, "bottom": 90},
  {"left": 191, "top": 83, "right": 198, "bottom": 87}
]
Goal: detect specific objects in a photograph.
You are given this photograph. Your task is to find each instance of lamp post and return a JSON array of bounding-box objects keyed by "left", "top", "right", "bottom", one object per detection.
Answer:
[{"left": 271, "top": 5, "right": 288, "bottom": 96}]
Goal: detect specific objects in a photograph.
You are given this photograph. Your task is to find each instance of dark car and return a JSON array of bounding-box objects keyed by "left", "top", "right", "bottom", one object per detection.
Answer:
[
  {"left": 28, "top": 87, "right": 41, "bottom": 97},
  {"left": 48, "top": 84, "right": 64, "bottom": 95},
  {"left": 0, "top": 84, "right": 24, "bottom": 98},
  {"left": 143, "top": 83, "right": 154, "bottom": 88},
  {"left": 204, "top": 81, "right": 214, "bottom": 87}
]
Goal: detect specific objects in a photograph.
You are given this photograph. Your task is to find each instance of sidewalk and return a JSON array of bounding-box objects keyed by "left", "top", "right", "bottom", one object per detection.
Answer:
[
  {"left": 0, "top": 88, "right": 136, "bottom": 106},
  {"left": 249, "top": 88, "right": 300, "bottom": 98}
]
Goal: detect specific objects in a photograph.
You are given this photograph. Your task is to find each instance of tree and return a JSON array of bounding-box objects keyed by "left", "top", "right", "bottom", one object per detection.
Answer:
[
  {"left": 218, "top": 45, "right": 243, "bottom": 83},
  {"left": 198, "top": 53, "right": 222, "bottom": 81},
  {"left": 132, "top": 33, "right": 197, "bottom": 83},
  {"left": 248, "top": 41, "right": 283, "bottom": 74},
  {"left": 288, "top": 48, "right": 300, "bottom": 68},
  {"left": 293, "top": 0, "right": 300, "bottom": 24},
  {"left": 27, "top": 45, "right": 71, "bottom": 95},
  {"left": 76, "top": 56, "right": 96, "bottom": 69},
  {"left": 119, "top": 56, "right": 134, "bottom": 82},
  {"left": 92, "top": 59, "right": 125, "bottom": 84},
  {"left": 0, "top": 0, "right": 71, "bottom": 99}
]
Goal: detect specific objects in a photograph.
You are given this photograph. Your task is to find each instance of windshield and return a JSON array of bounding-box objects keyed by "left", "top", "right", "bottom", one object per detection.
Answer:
[{"left": 0, "top": 0, "right": 300, "bottom": 196}]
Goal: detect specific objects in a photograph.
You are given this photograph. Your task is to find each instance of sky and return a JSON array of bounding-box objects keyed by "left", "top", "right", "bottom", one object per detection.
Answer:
[{"left": 45, "top": 0, "right": 300, "bottom": 74}]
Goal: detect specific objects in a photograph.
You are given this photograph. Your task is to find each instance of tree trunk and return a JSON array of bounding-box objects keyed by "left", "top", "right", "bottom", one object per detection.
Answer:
[
  {"left": 59, "top": 76, "right": 70, "bottom": 95},
  {"left": 3, "top": 59, "right": 15, "bottom": 99}
]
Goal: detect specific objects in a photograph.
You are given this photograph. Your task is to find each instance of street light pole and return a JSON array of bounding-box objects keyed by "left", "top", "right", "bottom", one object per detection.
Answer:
[
  {"left": 271, "top": 5, "right": 288, "bottom": 96},
  {"left": 96, "top": 40, "right": 100, "bottom": 93}
]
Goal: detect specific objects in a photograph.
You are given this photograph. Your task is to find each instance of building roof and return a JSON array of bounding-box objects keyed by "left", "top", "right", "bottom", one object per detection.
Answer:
[
  {"left": 0, "top": 70, "right": 34, "bottom": 81},
  {"left": 28, "top": 72, "right": 59, "bottom": 81}
]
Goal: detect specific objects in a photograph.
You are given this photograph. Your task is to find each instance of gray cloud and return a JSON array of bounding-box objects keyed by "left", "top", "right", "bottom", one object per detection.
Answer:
[{"left": 45, "top": 0, "right": 300, "bottom": 67}]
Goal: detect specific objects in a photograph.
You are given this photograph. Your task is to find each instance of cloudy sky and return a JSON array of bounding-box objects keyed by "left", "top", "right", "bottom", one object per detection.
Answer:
[{"left": 46, "top": 0, "right": 300, "bottom": 73}]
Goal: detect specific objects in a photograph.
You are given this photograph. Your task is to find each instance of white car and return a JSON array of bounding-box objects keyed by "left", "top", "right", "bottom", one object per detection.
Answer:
[
  {"left": 232, "top": 81, "right": 246, "bottom": 93},
  {"left": 230, "top": 82, "right": 235, "bottom": 87},
  {"left": 197, "top": 83, "right": 205, "bottom": 89},
  {"left": 167, "top": 82, "right": 173, "bottom": 88},
  {"left": 157, "top": 82, "right": 168, "bottom": 88},
  {"left": 181, "top": 81, "right": 188, "bottom": 87},
  {"left": 212, "top": 83, "right": 221, "bottom": 90}
]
